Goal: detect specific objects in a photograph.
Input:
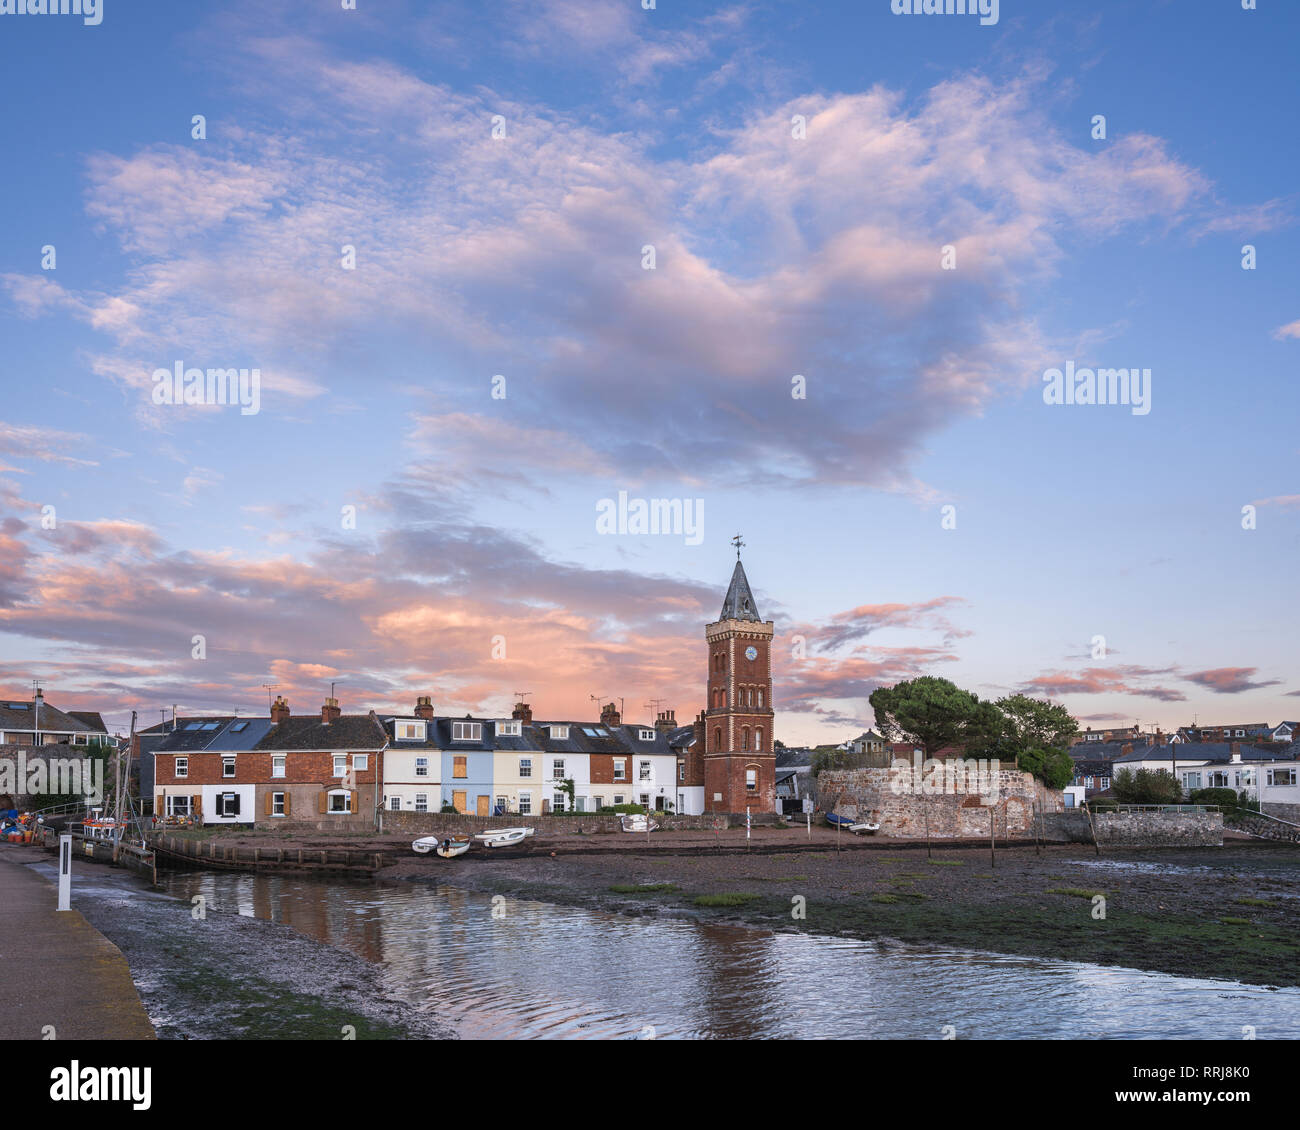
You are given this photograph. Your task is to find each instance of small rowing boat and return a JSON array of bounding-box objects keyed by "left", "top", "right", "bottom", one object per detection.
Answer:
[
  {"left": 619, "top": 813, "right": 660, "bottom": 833},
  {"left": 826, "top": 811, "right": 880, "bottom": 835},
  {"left": 411, "top": 834, "right": 472, "bottom": 856},
  {"left": 471, "top": 827, "right": 535, "bottom": 848}
]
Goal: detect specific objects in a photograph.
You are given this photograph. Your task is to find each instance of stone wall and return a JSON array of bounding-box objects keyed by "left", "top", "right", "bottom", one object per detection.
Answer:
[
  {"left": 815, "top": 765, "right": 1055, "bottom": 838},
  {"left": 1262, "top": 802, "right": 1300, "bottom": 824},
  {"left": 1092, "top": 810, "right": 1222, "bottom": 847},
  {"left": 372, "top": 810, "right": 769, "bottom": 836}
]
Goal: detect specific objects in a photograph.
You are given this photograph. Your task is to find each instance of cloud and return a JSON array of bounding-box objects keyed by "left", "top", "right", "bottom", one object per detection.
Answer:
[
  {"left": 1273, "top": 320, "right": 1300, "bottom": 341},
  {"left": 11, "top": 55, "right": 1222, "bottom": 493},
  {"left": 0, "top": 423, "right": 97, "bottom": 467},
  {"left": 1018, "top": 665, "right": 1186, "bottom": 702},
  {"left": 1184, "top": 667, "right": 1282, "bottom": 695}
]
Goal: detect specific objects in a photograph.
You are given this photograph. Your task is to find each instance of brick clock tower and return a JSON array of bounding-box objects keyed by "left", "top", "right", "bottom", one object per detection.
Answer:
[{"left": 703, "top": 540, "right": 776, "bottom": 814}]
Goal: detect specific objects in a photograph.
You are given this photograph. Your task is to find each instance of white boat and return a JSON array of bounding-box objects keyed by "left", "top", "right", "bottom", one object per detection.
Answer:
[
  {"left": 436, "top": 837, "right": 472, "bottom": 859},
  {"left": 619, "top": 814, "right": 660, "bottom": 833},
  {"left": 413, "top": 834, "right": 474, "bottom": 856},
  {"left": 848, "top": 821, "right": 880, "bottom": 835},
  {"left": 472, "top": 826, "right": 536, "bottom": 848}
]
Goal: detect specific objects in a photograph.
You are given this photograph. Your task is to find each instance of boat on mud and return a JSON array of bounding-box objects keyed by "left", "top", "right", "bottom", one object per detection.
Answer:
[{"left": 471, "top": 827, "right": 535, "bottom": 849}]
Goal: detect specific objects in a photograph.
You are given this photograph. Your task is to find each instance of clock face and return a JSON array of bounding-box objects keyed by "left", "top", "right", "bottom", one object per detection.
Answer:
[{"left": 745, "top": 646, "right": 758, "bottom": 661}]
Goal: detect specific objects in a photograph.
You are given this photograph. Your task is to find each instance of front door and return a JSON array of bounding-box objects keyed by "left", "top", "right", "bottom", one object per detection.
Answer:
[
  {"left": 453, "top": 790, "right": 467, "bottom": 814},
  {"left": 476, "top": 795, "right": 489, "bottom": 817}
]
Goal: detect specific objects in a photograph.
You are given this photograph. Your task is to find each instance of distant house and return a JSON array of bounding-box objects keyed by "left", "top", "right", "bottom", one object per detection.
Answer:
[
  {"left": 1175, "top": 722, "right": 1272, "bottom": 744},
  {"left": 1071, "top": 724, "right": 1143, "bottom": 746},
  {"left": 0, "top": 689, "right": 110, "bottom": 746},
  {"left": 1271, "top": 722, "right": 1298, "bottom": 744},
  {"left": 1112, "top": 739, "right": 1293, "bottom": 799},
  {"left": 848, "top": 730, "right": 887, "bottom": 756}
]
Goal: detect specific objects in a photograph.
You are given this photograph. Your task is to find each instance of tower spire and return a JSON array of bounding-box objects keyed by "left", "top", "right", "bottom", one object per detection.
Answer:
[{"left": 719, "top": 555, "right": 760, "bottom": 622}]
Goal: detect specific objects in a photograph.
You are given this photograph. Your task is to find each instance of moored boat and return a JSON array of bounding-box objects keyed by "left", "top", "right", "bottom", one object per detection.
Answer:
[
  {"left": 619, "top": 813, "right": 660, "bottom": 833},
  {"left": 472, "top": 827, "right": 535, "bottom": 848},
  {"left": 412, "top": 834, "right": 472, "bottom": 855}
]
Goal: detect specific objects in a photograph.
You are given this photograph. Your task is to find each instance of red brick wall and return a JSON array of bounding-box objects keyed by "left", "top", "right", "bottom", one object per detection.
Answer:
[
  {"left": 704, "top": 753, "right": 776, "bottom": 814},
  {"left": 155, "top": 750, "right": 381, "bottom": 787}
]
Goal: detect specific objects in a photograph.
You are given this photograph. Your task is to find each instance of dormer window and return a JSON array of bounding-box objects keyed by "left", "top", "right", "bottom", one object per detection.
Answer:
[
  {"left": 638, "top": 729, "right": 655, "bottom": 741},
  {"left": 549, "top": 724, "right": 569, "bottom": 740},
  {"left": 497, "top": 720, "right": 521, "bottom": 737},
  {"left": 452, "top": 722, "right": 482, "bottom": 742},
  {"left": 396, "top": 721, "right": 427, "bottom": 741}
]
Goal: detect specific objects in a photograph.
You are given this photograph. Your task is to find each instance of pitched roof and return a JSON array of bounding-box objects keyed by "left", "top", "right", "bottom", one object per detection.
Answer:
[
  {"left": 718, "top": 559, "right": 761, "bottom": 622},
  {"left": 68, "top": 711, "right": 108, "bottom": 732},
  {"left": 1114, "top": 742, "right": 1292, "bottom": 765},
  {"left": 0, "top": 698, "right": 100, "bottom": 735},
  {"left": 254, "top": 714, "right": 388, "bottom": 752}
]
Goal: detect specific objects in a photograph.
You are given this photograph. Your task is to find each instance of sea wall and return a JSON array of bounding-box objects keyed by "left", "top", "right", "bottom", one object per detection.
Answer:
[
  {"left": 815, "top": 765, "right": 1054, "bottom": 838},
  {"left": 1092, "top": 810, "right": 1222, "bottom": 847}
]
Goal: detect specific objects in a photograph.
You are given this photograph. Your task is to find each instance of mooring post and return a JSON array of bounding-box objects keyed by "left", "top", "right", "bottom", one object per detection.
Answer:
[{"left": 57, "top": 834, "right": 72, "bottom": 911}]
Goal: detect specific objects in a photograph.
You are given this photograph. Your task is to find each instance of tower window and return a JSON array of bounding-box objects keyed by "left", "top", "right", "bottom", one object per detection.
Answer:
[
  {"left": 742, "top": 728, "right": 750, "bottom": 751},
  {"left": 758, "top": 690, "right": 764, "bottom": 708},
  {"left": 714, "top": 728, "right": 722, "bottom": 751}
]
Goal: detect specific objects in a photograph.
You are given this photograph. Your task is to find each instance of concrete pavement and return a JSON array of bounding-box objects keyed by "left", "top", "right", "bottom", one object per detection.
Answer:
[{"left": 0, "top": 846, "right": 154, "bottom": 1040}]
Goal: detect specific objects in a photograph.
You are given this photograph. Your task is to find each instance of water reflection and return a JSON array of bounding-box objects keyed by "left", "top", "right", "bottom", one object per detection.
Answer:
[{"left": 160, "top": 871, "right": 1300, "bottom": 1040}]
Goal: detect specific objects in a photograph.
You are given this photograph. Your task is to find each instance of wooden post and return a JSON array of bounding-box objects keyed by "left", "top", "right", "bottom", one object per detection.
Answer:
[{"left": 989, "top": 804, "right": 996, "bottom": 869}]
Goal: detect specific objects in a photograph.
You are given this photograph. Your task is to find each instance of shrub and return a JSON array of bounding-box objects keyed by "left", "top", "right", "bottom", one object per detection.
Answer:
[
  {"left": 1112, "top": 768, "right": 1183, "bottom": 805},
  {"left": 597, "top": 803, "right": 647, "bottom": 815},
  {"left": 1188, "top": 788, "right": 1238, "bottom": 808}
]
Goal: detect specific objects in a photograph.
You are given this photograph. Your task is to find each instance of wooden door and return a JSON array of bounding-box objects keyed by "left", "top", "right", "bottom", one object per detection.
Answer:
[
  {"left": 476, "top": 795, "right": 489, "bottom": 817},
  {"left": 453, "top": 790, "right": 467, "bottom": 814}
]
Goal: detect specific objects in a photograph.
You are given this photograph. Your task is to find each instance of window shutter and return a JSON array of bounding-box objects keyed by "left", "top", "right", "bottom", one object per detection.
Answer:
[
  {"left": 192, "top": 794, "right": 201, "bottom": 814},
  {"left": 231, "top": 793, "right": 241, "bottom": 815},
  {"left": 283, "top": 792, "right": 291, "bottom": 816},
  {"left": 349, "top": 790, "right": 357, "bottom": 813},
  {"left": 318, "top": 790, "right": 328, "bottom": 813},
  {"left": 264, "top": 791, "right": 273, "bottom": 816}
]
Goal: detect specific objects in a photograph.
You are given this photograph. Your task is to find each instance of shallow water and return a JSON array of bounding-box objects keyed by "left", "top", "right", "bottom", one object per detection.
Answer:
[{"left": 153, "top": 869, "right": 1300, "bottom": 1040}]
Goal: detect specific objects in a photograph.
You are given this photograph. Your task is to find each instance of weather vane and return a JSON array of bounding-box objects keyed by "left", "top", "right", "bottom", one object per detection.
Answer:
[{"left": 731, "top": 533, "right": 745, "bottom": 559}]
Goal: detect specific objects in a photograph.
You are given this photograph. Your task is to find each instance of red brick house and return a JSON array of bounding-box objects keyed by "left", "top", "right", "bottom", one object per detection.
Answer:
[{"left": 152, "top": 696, "right": 388, "bottom": 829}]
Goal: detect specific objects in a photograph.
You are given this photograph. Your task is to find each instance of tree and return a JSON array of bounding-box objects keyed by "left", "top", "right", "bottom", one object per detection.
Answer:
[
  {"left": 869, "top": 677, "right": 1001, "bottom": 758},
  {"left": 990, "top": 695, "right": 1077, "bottom": 755},
  {"left": 1015, "top": 747, "right": 1075, "bottom": 790},
  {"left": 1112, "top": 768, "right": 1183, "bottom": 805}
]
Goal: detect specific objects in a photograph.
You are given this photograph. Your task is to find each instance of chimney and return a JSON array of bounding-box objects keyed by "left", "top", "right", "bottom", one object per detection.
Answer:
[
  {"left": 600, "top": 701, "right": 621, "bottom": 727},
  {"left": 1121, "top": 742, "right": 1133, "bottom": 756},
  {"left": 33, "top": 687, "right": 44, "bottom": 708},
  {"left": 512, "top": 701, "right": 533, "bottom": 725},
  {"left": 322, "top": 696, "right": 341, "bottom": 725},
  {"left": 655, "top": 708, "right": 676, "bottom": 734},
  {"left": 414, "top": 694, "right": 434, "bottom": 721},
  {"left": 1155, "top": 729, "right": 1167, "bottom": 747},
  {"left": 270, "top": 695, "right": 290, "bottom": 725}
]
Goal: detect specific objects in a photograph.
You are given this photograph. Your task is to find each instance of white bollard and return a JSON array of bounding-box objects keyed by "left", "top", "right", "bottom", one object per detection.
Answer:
[{"left": 57, "top": 834, "right": 71, "bottom": 911}]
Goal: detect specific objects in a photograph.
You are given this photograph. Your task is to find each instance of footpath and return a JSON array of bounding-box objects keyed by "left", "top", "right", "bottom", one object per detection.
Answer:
[{"left": 0, "top": 846, "right": 154, "bottom": 1040}]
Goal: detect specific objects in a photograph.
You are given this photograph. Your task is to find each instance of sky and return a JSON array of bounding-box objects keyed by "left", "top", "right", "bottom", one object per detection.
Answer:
[{"left": 0, "top": 0, "right": 1297, "bottom": 744}]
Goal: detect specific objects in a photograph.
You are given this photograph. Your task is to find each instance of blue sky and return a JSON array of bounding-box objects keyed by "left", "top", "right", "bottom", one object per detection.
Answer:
[{"left": 1, "top": 0, "right": 1297, "bottom": 742}]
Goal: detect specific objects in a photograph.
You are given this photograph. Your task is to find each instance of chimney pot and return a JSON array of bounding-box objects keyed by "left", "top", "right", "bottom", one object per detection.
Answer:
[
  {"left": 600, "top": 702, "right": 621, "bottom": 726},
  {"left": 512, "top": 701, "right": 533, "bottom": 725},
  {"left": 321, "top": 696, "right": 341, "bottom": 725},
  {"left": 414, "top": 695, "right": 434, "bottom": 721},
  {"left": 271, "top": 696, "right": 290, "bottom": 725}
]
